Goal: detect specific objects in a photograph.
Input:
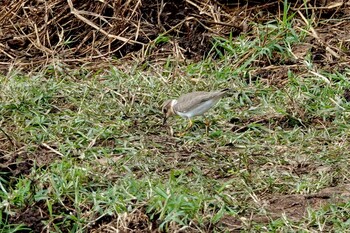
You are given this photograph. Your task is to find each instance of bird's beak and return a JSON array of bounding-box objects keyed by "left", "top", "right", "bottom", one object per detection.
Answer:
[{"left": 163, "top": 115, "right": 168, "bottom": 125}]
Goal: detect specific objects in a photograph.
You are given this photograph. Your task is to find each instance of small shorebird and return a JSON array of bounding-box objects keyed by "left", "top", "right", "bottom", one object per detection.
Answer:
[{"left": 162, "top": 88, "right": 230, "bottom": 133}]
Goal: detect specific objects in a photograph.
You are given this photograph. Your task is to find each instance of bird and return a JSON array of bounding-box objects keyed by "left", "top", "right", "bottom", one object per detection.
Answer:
[{"left": 161, "top": 88, "right": 231, "bottom": 133}]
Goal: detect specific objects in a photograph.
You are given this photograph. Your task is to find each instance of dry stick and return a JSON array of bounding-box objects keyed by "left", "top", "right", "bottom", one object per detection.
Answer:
[
  {"left": 329, "top": 97, "right": 345, "bottom": 111},
  {"left": 157, "top": 0, "right": 166, "bottom": 31},
  {"left": 9, "top": 17, "right": 51, "bottom": 57},
  {"left": 194, "top": 18, "right": 223, "bottom": 34},
  {"left": 0, "top": 42, "right": 122, "bottom": 66},
  {"left": 141, "top": 16, "right": 195, "bottom": 59},
  {"left": 0, "top": 126, "right": 15, "bottom": 148},
  {"left": 74, "top": 30, "right": 94, "bottom": 53},
  {"left": 297, "top": 10, "right": 340, "bottom": 59},
  {"left": 127, "top": 0, "right": 141, "bottom": 21},
  {"left": 154, "top": 16, "right": 196, "bottom": 40},
  {"left": 67, "top": 0, "right": 143, "bottom": 45},
  {"left": 233, "top": 49, "right": 256, "bottom": 69},
  {"left": 43, "top": 3, "right": 71, "bottom": 29},
  {"left": 74, "top": 10, "right": 113, "bottom": 27},
  {"left": 186, "top": 0, "right": 214, "bottom": 18},
  {"left": 204, "top": 20, "right": 240, "bottom": 27},
  {"left": 0, "top": 0, "right": 24, "bottom": 22},
  {"left": 13, "top": 26, "right": 133, "bottom": 64},
  {"left": 209, "top": 0, "right": 219, "bottom": 23},
  {"left": 134, "top": 17, "right": 141, "bottom": 42},
  {"left": 296, "top": 10, "right": 337, "bottom": 84},
  {"left": 34, "top": 23, "right": 54, "bottom": 54},
  {"left": 173, "top": 39, "right": 185, "bottom": 61},
  {"left": 309, "top": 70, "right": 330, "bottom": 84},
  {"left": 105, "top": 88, "right": 128, "bottom": 106},
  {"left": 292, "top": 2, "right": 343, "bottom": 10},
  {"left": 0, "top": 46, "right": 15, "bottom": 59},
  {"left": 41, "top": 143, "right": 64, "bottom": 157}
]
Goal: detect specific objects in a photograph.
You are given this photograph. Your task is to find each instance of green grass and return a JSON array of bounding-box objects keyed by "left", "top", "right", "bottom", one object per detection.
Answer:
[{"left": 1, "top": 10, "right": 350, "bottom": 232}]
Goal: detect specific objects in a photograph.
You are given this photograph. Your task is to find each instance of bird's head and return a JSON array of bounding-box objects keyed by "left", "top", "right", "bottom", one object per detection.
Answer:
[{"left": 161, "top": 99, "right": 176, "bottom": 125}]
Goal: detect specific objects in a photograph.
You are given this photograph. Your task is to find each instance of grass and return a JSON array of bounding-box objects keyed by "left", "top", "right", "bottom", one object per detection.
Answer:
[{"left": 1, "top": 8, "right": 350, "bottom": 233}]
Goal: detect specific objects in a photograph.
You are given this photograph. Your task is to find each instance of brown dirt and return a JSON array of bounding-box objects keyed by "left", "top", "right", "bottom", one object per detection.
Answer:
[
  {"left": 0, "top": 142, "right": 60, "bottom": 230},
  {"left": 230, "top": 112, "right": 333, "bottom": 133},
  {"left": 0, "top": 142, "right": 59, "bottom": 186},
  {"left": 264, "top": 184, "right": 350, "bottom": 221},
  {"left": 0, "top": 150, "right": 33, "bottom": 181},
  {"left": 8, "top": 199, "right": 75, "bottom": 232},
  {"left": 89, "top": 209, "right": 156, "bottom": 233},
  {"left": 8, "top": 202, "right": 47, "bottom": 232},
  {"left": 218, "top": 184, "right": 350, "bottom": 231}
]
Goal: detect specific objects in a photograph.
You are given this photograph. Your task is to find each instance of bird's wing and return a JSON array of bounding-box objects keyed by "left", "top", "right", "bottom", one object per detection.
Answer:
[{"left": 174, "top": 89, "right": 229, "bottom": 113}]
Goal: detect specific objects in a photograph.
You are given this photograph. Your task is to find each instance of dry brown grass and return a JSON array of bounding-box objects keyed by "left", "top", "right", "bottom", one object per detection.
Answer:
[
  {"left": 3, "top": 0, "right": 348, "bottom": 73},
  {"left": 0, "top": 0, "right": 245, "bottom": 72}
]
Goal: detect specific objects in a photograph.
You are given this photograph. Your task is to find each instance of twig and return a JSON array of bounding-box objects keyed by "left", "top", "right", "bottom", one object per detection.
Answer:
[
  {"left": 0, "top": 126, "right": 15, "bottom": 148},
  {"left": 41, "top": 143, "right": 64, "bottom": 157},
  {"left": 297, "top": 10, "right": 340, "bottom": 59},
  {"left": 309, "top": 70, "right": 330, "bottom": 84},
  {"left": 67, "top": 0, "right": 143, "bottom": 45}
]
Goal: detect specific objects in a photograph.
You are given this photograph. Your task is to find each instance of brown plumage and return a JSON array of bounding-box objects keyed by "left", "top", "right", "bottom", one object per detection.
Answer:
[{"left": 162, "top": 88, "right": 231, "bottom": 125}]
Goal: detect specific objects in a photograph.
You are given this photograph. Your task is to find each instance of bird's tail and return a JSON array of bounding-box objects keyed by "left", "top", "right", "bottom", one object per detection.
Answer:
[
  {"left": 221, "top": 88, "right": 231, "bottom": 93},
  {"left": 219, "top": 88, "right": 233, "bottom": 97}
]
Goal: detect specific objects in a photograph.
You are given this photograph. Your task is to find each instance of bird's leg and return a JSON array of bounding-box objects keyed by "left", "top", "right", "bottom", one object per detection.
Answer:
[
  {"left": 204, "top": 118, "right": 211, "bottom": 135},
  {"left": 176, "top": 119, "right": 193, "bottom": 137},
  {"left": 185, "top": 119, "right": 193, "bottom": 131}
]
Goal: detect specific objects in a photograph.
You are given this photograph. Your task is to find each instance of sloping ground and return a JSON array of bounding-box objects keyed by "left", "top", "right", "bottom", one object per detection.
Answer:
[{"left": 1, "top": 0, "right": 350, "bottom": 232}]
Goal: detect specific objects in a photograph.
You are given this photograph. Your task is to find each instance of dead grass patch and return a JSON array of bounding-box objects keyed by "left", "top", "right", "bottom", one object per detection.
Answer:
[{"left": 1, "top": 0, "right": 349, "bottom": 72}]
